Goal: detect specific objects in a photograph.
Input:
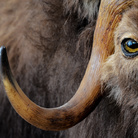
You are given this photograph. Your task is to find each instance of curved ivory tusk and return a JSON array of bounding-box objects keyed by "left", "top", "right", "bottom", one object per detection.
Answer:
[{"left": 0, "top": 0, "right": 134, "bottom": 131}]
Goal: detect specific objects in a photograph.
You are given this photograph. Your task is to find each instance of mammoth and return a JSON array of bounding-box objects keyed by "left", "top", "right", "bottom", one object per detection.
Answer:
[{"left": 0, "top": 0, "right": 138, "bottom": 138}]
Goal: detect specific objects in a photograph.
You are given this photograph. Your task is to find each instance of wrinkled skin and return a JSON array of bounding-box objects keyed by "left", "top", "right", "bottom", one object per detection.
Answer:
[{"left": 0, "top": 0, "right": 137, "bottom": 138}]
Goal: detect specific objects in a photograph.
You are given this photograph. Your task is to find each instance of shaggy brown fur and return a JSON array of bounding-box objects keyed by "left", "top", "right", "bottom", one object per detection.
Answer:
[
  {"left": 64, "top": 0, "right": 100, "bottom": 20},
  {"left": 0, "top": 0, "right": 137, "bottom": 138},
  {"left": 0, "top": 0, "right": 99, "bottom": 137}
]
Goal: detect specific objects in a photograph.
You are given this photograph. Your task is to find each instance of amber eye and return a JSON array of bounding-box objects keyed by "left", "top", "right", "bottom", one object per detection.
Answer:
[{"left": 121, "top": 38, "right": 138, "bottom": 57}]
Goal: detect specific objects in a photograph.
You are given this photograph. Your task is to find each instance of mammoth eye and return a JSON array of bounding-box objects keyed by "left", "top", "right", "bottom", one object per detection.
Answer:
[{"left": 121, "top": 38, "right": 138, "bottom": 58}]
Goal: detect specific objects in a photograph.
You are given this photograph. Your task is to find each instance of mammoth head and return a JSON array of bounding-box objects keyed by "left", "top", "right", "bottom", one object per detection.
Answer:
[
  {"left": 0, "top": 0, "right": 136, "bottom": 131},
  {"left": 102, "top": 2, "right": 138, "bottom": 107}
]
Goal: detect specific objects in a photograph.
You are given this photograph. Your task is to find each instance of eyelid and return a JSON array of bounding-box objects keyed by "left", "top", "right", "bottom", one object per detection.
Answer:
[{"left": 120, "top": 33, "right": 137, "bottom": 43}]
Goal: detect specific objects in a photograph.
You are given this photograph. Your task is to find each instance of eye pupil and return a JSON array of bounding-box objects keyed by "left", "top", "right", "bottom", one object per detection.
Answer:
[{"left": 126, "top": 40, "right": 137, "bottom": 48}]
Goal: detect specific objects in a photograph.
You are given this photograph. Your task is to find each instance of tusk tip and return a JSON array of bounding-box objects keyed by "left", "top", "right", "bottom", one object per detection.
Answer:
[
  {"left": 0, "top": 46, "right": 10, "bottom": 79},
  {"left": 0, "top": 46, "right": 6, "bottom": 60}
]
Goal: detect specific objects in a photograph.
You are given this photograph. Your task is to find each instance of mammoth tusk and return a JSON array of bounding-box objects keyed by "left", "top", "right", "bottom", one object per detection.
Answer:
[{"left": 0, "top": 0, "right": 134, "bottom": 131}]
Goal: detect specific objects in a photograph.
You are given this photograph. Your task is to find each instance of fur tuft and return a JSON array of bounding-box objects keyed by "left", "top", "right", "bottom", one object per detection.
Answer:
[{"left": 63, "top": 0, "right": 101, "bottom": 21}]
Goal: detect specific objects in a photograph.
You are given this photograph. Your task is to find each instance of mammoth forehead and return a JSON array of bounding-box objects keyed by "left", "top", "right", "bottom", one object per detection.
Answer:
[
  {"left": 125, "top": 8, "right": 138, "bottom": 31},
  {"left": 115, "top": 7, "right": 138, "bottom": 42}
]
